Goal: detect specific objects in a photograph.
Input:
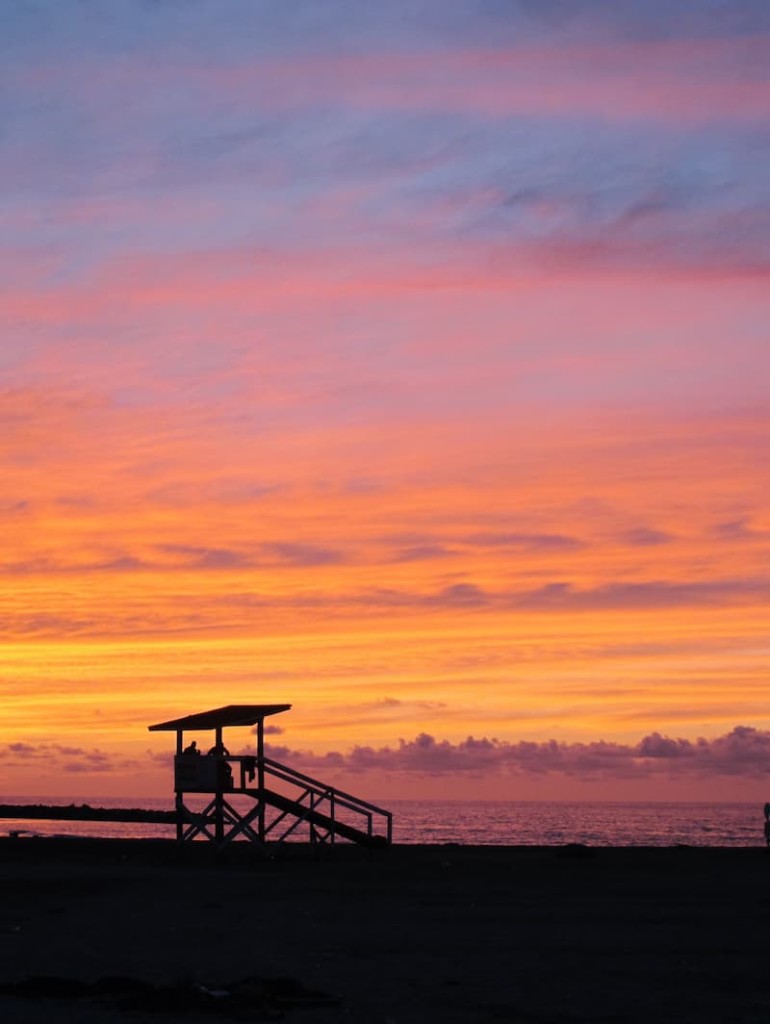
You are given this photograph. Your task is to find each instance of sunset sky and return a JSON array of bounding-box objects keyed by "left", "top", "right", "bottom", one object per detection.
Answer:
[{"left": 1, "top": 1, "right": 769, "bottom": 803}]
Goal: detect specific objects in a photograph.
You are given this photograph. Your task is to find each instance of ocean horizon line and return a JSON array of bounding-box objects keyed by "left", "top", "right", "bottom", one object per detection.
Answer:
[
  {"left": 2, "top": 795, "right": 765, "bottom": 847},
  {"left": 3, "top": 794, "right": 762, "bottom": 807}
]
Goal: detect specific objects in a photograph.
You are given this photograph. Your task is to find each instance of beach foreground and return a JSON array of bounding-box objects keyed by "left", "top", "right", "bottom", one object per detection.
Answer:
[{"left": 1, "top": 839, "right": 769, "bottom": 1023}]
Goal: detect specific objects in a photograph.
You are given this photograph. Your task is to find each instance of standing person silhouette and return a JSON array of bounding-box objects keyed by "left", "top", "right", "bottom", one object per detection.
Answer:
[{"left": 764, "top": 803, "right": 770, "bottom": 847}]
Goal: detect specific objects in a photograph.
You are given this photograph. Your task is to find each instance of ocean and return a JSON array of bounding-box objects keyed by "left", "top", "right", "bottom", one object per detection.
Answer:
[{"left": 1, "top": 796, "right": 765, "bottom": 847}]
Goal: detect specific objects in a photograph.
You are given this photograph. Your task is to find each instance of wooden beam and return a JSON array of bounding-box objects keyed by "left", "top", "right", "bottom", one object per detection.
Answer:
[{"left": 257, "top": 717, "right": 265, "bottom": 842}]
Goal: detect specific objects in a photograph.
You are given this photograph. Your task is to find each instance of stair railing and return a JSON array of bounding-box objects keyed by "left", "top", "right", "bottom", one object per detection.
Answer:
[
  {"left": 264, "top": 755, "right": 392, "bottom": 844},
  {"left": 222, "top": 753, "right": 392, "bottom": 845}
]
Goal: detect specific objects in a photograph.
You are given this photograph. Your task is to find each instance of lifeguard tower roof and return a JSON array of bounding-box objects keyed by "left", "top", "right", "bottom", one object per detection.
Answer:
[{"left": 148, "top": 704, "right": 291, "bottom": 732}]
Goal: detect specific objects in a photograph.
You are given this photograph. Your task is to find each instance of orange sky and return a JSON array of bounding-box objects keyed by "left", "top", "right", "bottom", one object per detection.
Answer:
[{"left": 1, "top": 3, "right": 769, "bottom": 803}]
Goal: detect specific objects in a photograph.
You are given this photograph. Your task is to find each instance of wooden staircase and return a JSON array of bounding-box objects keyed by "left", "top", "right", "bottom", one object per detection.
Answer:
[
  {"left": 261, "top": 787, "right": 388, "bottom": 848},
  {"left": 176, "top": 754, "right": 392, "bottom": 851}
]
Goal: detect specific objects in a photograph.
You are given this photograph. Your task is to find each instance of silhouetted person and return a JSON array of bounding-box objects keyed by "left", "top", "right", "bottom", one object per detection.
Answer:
[
  {"left": 764, "top": 803, "right": 770, "bottom": 847},
  {"left": 183, "top": 740, "right": 199, "bottom": 755},
  {"left": 208, "top": 741, "right": 232, "bottom": 789}
]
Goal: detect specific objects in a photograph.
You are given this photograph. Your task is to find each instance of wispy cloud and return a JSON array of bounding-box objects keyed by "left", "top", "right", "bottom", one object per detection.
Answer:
[
  {"left": 0, "top": 742, "right": 138, "bottom": 775},
  {"left": 622, "top": 527, "right": 675, "bottom": 547}
]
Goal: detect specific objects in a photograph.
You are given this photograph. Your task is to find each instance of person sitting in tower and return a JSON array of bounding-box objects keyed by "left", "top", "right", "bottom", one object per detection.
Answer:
[{"left": 207, "top": 741, "right": 233, "bottom": 788}]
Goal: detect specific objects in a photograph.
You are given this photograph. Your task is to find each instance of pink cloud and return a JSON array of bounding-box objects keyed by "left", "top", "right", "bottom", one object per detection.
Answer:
[
  {"left": 0, "top": 742, "right": 137, "bottom": 775},
  {"left": 266, "top": 725, "right": 770, "bottom": 782}
]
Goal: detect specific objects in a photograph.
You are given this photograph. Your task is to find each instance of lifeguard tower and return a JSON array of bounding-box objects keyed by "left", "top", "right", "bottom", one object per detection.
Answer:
[{"left": 148, "top": 704, "right": 392, "bottom": 852}]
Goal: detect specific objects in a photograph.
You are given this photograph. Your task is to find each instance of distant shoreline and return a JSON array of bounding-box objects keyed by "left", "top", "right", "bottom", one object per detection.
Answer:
[{"left": 0, "top": 803, "right": 176, "bottom": 824}]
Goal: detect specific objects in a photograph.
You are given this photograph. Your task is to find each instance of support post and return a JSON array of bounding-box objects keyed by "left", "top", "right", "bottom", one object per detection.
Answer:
[
  {"left": 175, "top": 730, "right": 184, "bottom": 845},
  {"left": 257, "top": 717, "right": 265, "bottom": 842},
  {"left": 214, "top": 726, "right": 224, "bottom": 844}
]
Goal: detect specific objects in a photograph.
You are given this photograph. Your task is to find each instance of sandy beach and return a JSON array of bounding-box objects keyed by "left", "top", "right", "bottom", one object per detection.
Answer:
[{"left": 1, "top": 838, "right": 769, "bottom": 1023}]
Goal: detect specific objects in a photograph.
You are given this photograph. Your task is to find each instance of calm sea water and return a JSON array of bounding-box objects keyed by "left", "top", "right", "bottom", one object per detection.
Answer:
[{"left": 1, "top": 796, "right": 765, "bottom": 847}]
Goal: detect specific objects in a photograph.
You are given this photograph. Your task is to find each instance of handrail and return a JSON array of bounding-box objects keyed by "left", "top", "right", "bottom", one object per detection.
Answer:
[
  {"left": 262, "top": 760, "right": 390, "bottom": 844},
  {"left": 261, "top": 757, "right": 392, "bottom": 844},
  {"left": 264, "top": 763, "right": 369, "bottom": 818},
  {"left": 261, "top": 755, "right": 391, "bottom": 818}
]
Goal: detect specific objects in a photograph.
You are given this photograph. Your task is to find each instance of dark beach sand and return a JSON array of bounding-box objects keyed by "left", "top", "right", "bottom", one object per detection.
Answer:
[{"left": 1, "top": 838, "right": 769, "bottom": 1023}]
